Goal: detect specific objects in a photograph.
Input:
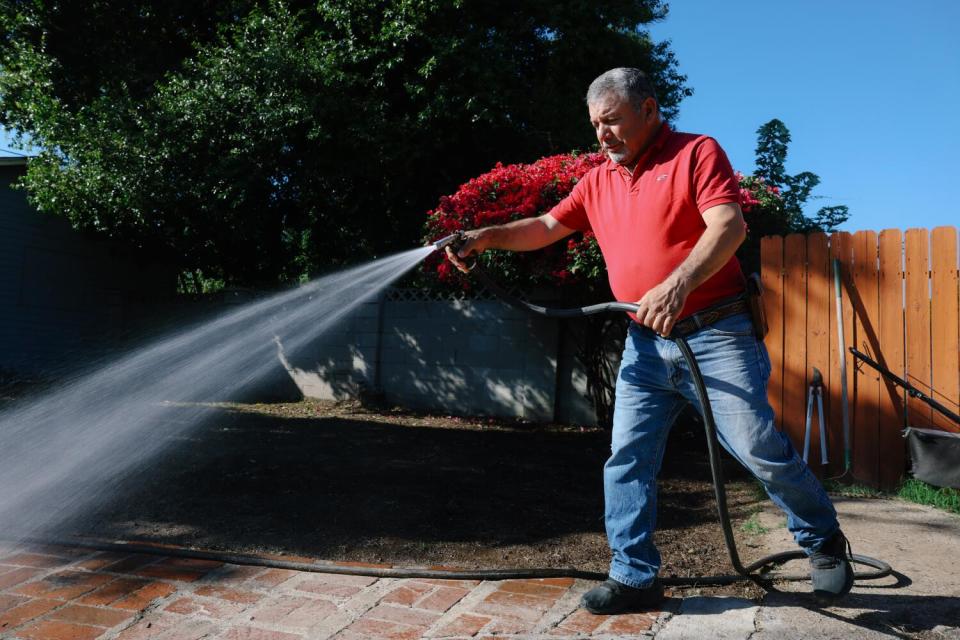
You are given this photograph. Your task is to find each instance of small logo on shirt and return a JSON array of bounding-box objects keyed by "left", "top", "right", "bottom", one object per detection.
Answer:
[{"left": 655, "top": 174, "right": 670, "bottom": 182}]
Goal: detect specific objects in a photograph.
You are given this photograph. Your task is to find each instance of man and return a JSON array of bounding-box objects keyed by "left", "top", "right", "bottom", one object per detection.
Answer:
[{"left": 446, "top": 68, "right": 853, "bottom": 614}]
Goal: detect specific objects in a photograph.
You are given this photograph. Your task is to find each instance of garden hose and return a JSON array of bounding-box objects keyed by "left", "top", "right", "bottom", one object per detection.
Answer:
[
  {"left": 464, "top": 265, "right": 892, "bottom": 587},
  {"left": 7, "top": 238, "right": 893, "bottom": 589}
]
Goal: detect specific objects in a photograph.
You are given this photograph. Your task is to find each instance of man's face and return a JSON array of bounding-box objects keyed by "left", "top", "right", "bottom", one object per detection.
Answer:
[{"left": 588, "top": 92, "right": 659, "bottom": 169}]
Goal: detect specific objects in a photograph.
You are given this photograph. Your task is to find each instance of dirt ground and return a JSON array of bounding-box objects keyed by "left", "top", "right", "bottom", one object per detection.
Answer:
[{"left": 51, "top": 400, "right": 768, "bottom": 599}]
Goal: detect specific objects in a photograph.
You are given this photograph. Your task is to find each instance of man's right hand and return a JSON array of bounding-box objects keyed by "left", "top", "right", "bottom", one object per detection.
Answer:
[
  {"left": 445, "top": 229, "right": 487, "bottom": 274},
  {"left": 442, "top": 215, "right": 576, "bottom": 274}
]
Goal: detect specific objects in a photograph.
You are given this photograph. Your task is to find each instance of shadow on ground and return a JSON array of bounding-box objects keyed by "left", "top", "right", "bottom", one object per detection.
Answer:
[
  {"left": 42, "top": 403, "right": 758, "bottom": 579},
  {"left": 760, "top": 591, "right": 960, "bottom": 639}
]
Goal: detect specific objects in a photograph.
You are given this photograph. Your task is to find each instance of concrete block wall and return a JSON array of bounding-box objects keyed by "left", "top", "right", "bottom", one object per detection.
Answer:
[
  {"left": 280, "top": 294, "right": 603, "bottom": 425},
  {"left": 379, "top": 299, "right": 558, "bottom": 421},
  {"left": 280, "top": 298, "right": 380, "bottom": 401}
]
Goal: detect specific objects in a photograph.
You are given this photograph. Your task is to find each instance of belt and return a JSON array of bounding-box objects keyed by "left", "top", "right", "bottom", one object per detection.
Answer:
[{"left": 670, "top": 296, "right": 749, "bottom": 337}]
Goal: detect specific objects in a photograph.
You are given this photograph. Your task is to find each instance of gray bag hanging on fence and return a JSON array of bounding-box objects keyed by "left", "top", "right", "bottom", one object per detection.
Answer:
[{"left": 905, "top": 427, "right": 960, "bottom": 489}]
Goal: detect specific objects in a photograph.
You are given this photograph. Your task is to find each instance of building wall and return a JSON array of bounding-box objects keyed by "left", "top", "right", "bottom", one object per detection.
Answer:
[{"left": 0, "top": 163, "right": 172, "bottom": 376}]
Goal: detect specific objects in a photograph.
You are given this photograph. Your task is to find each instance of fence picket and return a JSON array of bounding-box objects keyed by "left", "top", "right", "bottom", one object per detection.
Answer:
[
  {"left": 783, "top": 235, "right": 808, "bottom": 448},
  {"left": 852, "top": 231, "right": 880, "bottom": 486},
  {"left": 905, "top": 229, "right": 933, "bottom": 428},
  {"left": 806, "top": 233, "right": 831, "bottom": 473},
  {"left": 930, "top": 227, "right": 959, "bottom": 433},
  {"left": 878, "top": 229, "right": 906, "bottom": 488},
  {"left": 761, "top": 236, "right": 785, "bottom": 431}
]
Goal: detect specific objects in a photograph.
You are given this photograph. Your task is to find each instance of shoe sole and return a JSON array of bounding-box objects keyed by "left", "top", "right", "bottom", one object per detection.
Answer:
[{"left": 581, "top": 594, "right": 665, "bottom": 615}]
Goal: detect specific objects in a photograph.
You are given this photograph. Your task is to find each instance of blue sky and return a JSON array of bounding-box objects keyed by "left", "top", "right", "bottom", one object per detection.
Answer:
[
  {"left": 0, "top": 130, "right": 30, "bottom": 158},
  {"left": 648, "top": 0, "right": 959, "bottom": 232}
]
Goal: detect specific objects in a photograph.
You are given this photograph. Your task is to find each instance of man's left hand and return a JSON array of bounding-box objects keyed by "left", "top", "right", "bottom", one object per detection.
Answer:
[{"left": 634, "top": 277, "right": 690, "bottom": 337}]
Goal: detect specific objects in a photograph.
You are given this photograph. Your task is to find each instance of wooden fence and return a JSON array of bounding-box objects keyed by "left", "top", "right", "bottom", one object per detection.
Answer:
[{"left": 760, "top": 227, "right": 959, "bottom": 490}]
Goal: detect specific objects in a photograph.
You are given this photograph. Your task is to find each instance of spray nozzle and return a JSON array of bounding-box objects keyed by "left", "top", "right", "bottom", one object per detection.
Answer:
[
  {"left": 432, "top": 232, "right": 464, "bottom": 253},
  {"left": 430, "top": 231, "right": 476, "bottom": 272}
]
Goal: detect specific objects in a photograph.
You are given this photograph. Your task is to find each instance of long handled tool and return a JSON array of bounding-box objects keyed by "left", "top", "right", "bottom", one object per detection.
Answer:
[
  {"left": 803, "top": 368, "right": 828, "bottom": 465},
  {"left": 849, "top": 348, "right": 960, "bottom": 425},
  {"left": 831, "top": 258, "right": 854, "bottom": 480}
]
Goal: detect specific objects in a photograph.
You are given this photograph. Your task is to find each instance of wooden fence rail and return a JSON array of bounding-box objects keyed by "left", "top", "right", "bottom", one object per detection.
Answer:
[{"left": 760, "top": 227, "right": 959, "bottom": 490}]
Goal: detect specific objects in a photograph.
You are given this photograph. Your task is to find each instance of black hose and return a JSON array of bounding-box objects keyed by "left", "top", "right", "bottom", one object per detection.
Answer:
[
  {"left": 5, "top": 267, "right": 892, "bottom": 587},
  {"left": 470, "top": 268, "right": 892, "bottom": 586}
]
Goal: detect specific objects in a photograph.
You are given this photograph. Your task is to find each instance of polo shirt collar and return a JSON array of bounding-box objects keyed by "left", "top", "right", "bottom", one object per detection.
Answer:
[{"left": 605, "top": 122, "right": 672, "bottom": 175}]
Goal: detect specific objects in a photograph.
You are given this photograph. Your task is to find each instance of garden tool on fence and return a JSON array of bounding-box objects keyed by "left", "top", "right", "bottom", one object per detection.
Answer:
[
  {"left": 803, "top": 367, "right": 828, "bottom": 465},
  {"left": 849, "top": 347, "right": 960, "bottom": 489},
  {"left": 829, "top": 257, "right": 855, "bottom": 481}
]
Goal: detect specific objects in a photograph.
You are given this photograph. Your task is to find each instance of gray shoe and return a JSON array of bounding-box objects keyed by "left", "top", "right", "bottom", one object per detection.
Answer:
[
  {"left": 810, "top": 530, "right": 854, "bottom": 604},
  {"left": 581, "top": 578, "right": 664, "bottom": 615}
]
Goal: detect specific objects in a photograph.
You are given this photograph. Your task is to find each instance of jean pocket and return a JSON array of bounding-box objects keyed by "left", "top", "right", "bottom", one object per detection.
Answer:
[
  {"left": 700, "top": 312, "right": 754, "bottom": 337},
  {"left": 756, "top": 340, "right": 772, "bottom": 379}
]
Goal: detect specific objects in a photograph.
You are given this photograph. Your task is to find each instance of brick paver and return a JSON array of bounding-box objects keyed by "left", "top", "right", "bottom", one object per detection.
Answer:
[
  {"left": 46, "top": 603, "right": 135, "bottom": 627},
  {"left": 0, "top": 542, "right": 665, "bottom": 639}
]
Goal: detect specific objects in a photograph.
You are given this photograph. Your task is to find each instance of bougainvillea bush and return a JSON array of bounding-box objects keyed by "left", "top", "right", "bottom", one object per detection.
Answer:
[
  {"left": 420, "top": 153, "right": 788, "bottom": 294},
  {"left": 420, "top": 152, "right": 607, "bottom": 294},
  {"left": 734, "top": 171, "right": 790, "bottom": 273}
]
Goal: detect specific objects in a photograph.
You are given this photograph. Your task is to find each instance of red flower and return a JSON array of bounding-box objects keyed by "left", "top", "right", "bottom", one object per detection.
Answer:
[{"left": 421, "top": 152, "right": 605, "bottom": 291}]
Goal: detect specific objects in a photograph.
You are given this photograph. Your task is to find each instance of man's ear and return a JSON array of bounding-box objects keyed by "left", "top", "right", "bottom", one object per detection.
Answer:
[{"left": 643, "top": 97, "right": 659, "bottom": 123}]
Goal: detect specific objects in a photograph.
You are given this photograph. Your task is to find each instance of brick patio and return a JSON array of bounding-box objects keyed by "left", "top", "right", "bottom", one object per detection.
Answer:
[{"left": 0, "top": 543, "right": 666, "bottom": 639}]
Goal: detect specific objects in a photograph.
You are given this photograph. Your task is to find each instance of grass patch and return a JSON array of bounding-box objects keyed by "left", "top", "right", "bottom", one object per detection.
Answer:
[
  {"left": 822, "top": 479, "right": 884, "bottom": 498},
  {"left": 897, "top": 478, "right": 960, "bottom": 515},
  {"left": 740, "top": 512, "right": 770, "bottom": 535},
  {"left": 822, "top": 476, "right": 960, "bottom": 516}
]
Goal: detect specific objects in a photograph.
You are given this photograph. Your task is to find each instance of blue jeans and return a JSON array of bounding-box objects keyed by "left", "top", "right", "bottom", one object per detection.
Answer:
[{"left": 606, "top": 312, "right": 839, "bottom": 588}]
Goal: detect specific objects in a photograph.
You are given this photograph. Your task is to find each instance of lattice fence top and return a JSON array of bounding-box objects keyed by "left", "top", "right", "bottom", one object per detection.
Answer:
[{"left": 384, "top": 285, "right": 522, "bottom": 302}]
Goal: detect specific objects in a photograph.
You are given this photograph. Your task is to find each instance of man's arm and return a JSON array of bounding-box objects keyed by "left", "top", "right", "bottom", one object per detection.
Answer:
[
  {"left": 635, "top": 202, "right": 746, "bottom": 336},
  {"left": 446, "top": 213, "right": 577, "bottom": 273}
]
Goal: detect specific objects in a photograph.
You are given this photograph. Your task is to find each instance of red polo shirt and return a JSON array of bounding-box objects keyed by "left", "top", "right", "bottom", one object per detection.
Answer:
[{"left": 549, "top": 123, "right": 745, "bottom": 320}]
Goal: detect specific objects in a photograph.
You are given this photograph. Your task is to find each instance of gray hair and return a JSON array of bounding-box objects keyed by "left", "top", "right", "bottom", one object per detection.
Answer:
[{"left": 586, "top": 68, "right": 658, "bottom": 112}]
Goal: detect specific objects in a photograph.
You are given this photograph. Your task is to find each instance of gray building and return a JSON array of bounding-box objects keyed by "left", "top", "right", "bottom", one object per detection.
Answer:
[{"left": 0, "top": 156, "right": 171, "bottom": 377}]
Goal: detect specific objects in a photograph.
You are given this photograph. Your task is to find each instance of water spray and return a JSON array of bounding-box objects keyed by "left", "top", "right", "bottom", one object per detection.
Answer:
[{"left": 4, "top": 240, "right": 894, "bottom": 590}]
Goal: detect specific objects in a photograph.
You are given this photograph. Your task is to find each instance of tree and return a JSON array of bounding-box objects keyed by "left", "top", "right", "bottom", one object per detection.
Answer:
[
  {"left": 753, "top": 119, "right": 850, "bottom": 235},
  {"left": 0, "top": 0, "right": 691, "bottom": 288}
]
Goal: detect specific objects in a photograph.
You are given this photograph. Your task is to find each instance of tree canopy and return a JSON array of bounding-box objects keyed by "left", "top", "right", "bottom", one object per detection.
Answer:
[
  {"left": 0, "top": 0, "right": 691, "bottom": 288},
  {"left": 754, "top": 119, "right": 849, "bottom": 234}
]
